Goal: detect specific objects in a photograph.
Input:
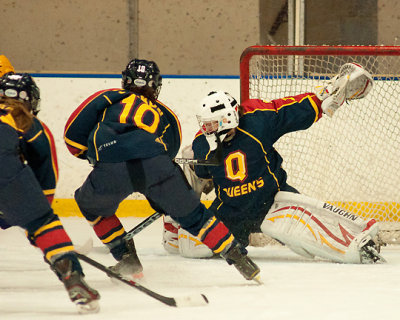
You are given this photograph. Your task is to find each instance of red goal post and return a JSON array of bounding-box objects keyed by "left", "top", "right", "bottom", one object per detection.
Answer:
[{"left": 240, "top": 45, "right": 400, "bottom": 244}]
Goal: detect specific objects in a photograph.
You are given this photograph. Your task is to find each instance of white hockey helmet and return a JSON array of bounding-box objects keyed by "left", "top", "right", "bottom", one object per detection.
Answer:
[{"left": 196, "top": 91, "right": 239, "bottom": 141}]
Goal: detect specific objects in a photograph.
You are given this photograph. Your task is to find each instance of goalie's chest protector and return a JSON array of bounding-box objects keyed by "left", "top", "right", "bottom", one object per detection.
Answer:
[{"left": 205, "top": 121, "right": 286, "bottom": 209}]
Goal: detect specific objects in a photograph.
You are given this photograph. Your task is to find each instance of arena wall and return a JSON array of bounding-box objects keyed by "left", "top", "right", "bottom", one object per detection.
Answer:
[{"left": 2, "top": 1, "right": 398, "bottom": 76}]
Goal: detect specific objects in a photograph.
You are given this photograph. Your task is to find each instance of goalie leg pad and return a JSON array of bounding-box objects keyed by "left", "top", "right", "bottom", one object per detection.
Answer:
[
  {"left": 261, "top": 191, "right": 380, "bottom": 263},
  {"left": 162, "top": 215, "right": 214, "bottom": 258},
  {"left": 162, "top": 215, "right": 180, "bottom": 254},
  {"left": 178, "top": 228, "right": 213, "bottom": 258}
]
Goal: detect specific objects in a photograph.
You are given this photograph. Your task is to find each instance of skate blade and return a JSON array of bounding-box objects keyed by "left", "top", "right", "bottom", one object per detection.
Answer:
[
  {"left": 110, "top": 271, "right": 146, "bottom": 286},
  {"left": 132, "top": 271, "right": 144, "bottom": 279},
  {"left": 122, "top": 271, "right": 145, "bottom": 282},
  {"left": 375, "top": 252, "right": 387, "bottom": 264},
  {"left": 76, "top": 299, "right": 100, "bottom": 314},
  {"left": 253, "top": 275, "right": 263, "bottom": 285}
]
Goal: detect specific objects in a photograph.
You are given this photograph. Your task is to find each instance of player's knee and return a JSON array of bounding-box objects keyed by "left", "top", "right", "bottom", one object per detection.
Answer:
[{"left": 74, "top": 188, "right": 106, "bottom": 221}]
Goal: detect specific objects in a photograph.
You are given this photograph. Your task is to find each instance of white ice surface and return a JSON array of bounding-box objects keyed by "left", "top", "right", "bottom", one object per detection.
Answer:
[{"left": 1, "top": 217, "right": 400, "bottom": 320}]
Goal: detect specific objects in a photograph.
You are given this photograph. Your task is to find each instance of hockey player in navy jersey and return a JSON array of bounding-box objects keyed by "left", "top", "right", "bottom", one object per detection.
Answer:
[
  {"left": 0, "top": 57, "right": 57, "bottom": 229},
  {"left": 64, "top": 58, "right": 260, "bottom": 282},
  {"left": 164, "top": 63, "right": 385, "bottom": 264},
  {"left": 0, "top": 73, "right": 100, "bottom": 313},
  {"left": 0, "top": 55, "right": 15, "bottom": 230}
]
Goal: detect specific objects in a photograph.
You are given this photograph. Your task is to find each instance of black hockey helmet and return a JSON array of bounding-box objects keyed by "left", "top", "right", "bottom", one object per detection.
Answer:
[
  {"left": 0, "top": 73, "right": 41, "bottom": 115},
  {"left": 122, "top": 59, "right": 162, "bottom": 99}
]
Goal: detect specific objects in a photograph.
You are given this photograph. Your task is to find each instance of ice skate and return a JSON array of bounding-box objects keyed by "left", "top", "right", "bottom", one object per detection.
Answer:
[
  {"left": 222, "top": 243, "right": 261, "bottom": 283},
  {"left": 359, "top": 238, "right": 386, "bottom": 263},
  {"left": 110, "top": 238, "right": 144, "bottom": 280},
  {"left": 53, "top": 257, "right": 100, "bottom": 314}
]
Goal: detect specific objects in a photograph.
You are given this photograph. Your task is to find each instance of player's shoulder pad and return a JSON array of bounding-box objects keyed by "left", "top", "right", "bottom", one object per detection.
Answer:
[{"left": 100, "top": 88, "right": 132, "bottom": 103}]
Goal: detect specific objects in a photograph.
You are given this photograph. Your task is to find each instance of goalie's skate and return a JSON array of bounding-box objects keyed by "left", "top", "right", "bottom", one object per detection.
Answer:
[
  {"left": 222, "top": 244, "right": 261, "bottom": 283},
  {"left": 53, "top": 257, "right": 100, "bottom": 314},
  {"left": 346, "top": 219, "right": 386, "bottom": 264},
  {"left": 359, "top": 238, "right": 386, "bottom": 264},
  {"left": 110, "top": 238, "right": 144, "bottom": 280}
]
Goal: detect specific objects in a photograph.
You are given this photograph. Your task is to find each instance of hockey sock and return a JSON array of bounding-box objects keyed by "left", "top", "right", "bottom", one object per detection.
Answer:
[
  {"left": 28, "top": 214, "right": 75, "bottom": 263},
  {"left": 89, "top": 215, "right": 127, "bottom": 260},
  {"left": 197, "top": 217, "right": 236, "bottom": 254}
]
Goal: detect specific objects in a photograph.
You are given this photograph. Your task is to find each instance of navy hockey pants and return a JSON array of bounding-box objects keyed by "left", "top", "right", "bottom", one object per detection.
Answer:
[{"left": 75, "top": 154, "right": 213, "bottom": 235}]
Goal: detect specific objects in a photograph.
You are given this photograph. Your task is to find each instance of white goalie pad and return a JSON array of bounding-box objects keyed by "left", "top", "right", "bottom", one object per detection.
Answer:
[
  {"left": 162, "top": 216, "right": 179, "bottom": 254},
  {"left": 248, "top": 232, "right": 282, "bottom": 247},
  {"left": 261, "top": 191, "right": 380, "bottom": 263},
  {"left": 178, "top": 228, "right": 213, "bottom": 258},
  {"left": 162, "top": 147, "right": 214, "bottom": 258}
]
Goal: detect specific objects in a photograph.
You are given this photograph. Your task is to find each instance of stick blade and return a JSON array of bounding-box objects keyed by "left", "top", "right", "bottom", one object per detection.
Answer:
[{"left": 174, "top": 294, "right": 209, "bottom": 308}]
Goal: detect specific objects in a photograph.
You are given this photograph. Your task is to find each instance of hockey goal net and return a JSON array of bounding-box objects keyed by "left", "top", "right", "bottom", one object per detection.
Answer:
[{"left": 240, "top": 45, "right": 400, "bottom": 244}]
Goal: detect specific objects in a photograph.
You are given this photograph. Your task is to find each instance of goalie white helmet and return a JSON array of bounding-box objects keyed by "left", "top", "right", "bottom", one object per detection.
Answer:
[{"left": 196, "top": 91, "right": 239, "bottom": 143}]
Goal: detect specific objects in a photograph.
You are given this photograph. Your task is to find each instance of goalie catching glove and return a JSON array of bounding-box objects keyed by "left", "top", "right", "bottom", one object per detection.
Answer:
[{"left": 316, "top": 62, "right": 373, "bottom": 117}]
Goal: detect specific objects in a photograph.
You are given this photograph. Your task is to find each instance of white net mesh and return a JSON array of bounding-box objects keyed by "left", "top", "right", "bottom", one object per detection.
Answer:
[{"left": 242, "top": 46, "right": 400, "bottom": 244}]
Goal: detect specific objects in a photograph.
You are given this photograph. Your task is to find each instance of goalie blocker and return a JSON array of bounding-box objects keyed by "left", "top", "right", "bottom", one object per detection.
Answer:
[{"left": 261, "top": 191, "right": 384, "bottom": 264}]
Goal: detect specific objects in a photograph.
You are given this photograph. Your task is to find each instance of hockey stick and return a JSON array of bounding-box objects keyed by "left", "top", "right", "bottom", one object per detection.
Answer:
[
  {"left": 75, "top": 213, "right": 163, "bottom": 255},
  {"left": 174, "top": 133, "right": 223, "bottom": 166},
  {"left": 174, "top": 157, "right": 221, "bottom": 166},
  {"left": 124, "top": 211, "right": 163, "bottom": 241},
  {"left": 76, "top": 252, "right": 209, "bottom": 307}
]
